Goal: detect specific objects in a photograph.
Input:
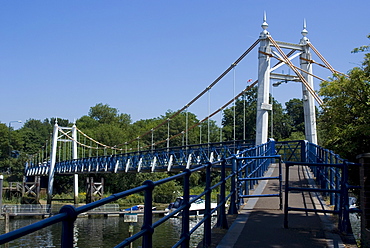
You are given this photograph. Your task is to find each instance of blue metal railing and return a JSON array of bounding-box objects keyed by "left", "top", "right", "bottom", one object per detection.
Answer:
[
  {"left": 234, "top": 139, "right": 283, "bottom": 209},
  {"left": 1, "top": 140, "right": 275, "bottom": 247},
  {"left": 282, "top": 142, "right": 359, "bottom": 233},
  {"left": 275, "top": 140, "right": 307, "bottom": 162}
]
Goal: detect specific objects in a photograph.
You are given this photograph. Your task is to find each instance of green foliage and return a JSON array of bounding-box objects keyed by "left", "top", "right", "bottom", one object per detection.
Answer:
[
  {"left": 319, "top": 47, "right": 370, "bottom": 161},
  {"left": 118, "top": 194, "right": 144, "bottom": 204},
  {"left": 285, "top": 99, "right": 304, "bottom": 133},
  {"left": 0, "top": 122, "right": 28, "bottom": 173},
  {"left": 351, "top": 34, "right": 369, "bottom": 54},
  {"left": 53, "top": 175, "right": 74, "bottom": 195},
  {"left": 3, "top": 195, "right": 22, "bottom": 204},
  {"left": 89, "top": 103, "right": 120, "bottom": 124},
  {"left": 0, "top": 124, "right": 9, "bottom": 159},
  {"left": 270, "top": 98, "right": 292, "bottom": 141},
  {"left": 153, "top": 180, "right": 181, "bottom": 203},
  {"left": 286, "top": 131, "right": 306, "bottom": 141},
  {"left": 222, "top": 87, "right": 257, "bottom": 140},
  {"left": 222, "top": 87, "right": 295, "bottom": 141}
]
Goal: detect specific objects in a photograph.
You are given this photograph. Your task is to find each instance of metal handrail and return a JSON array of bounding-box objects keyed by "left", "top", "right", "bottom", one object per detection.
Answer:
[{"left": 282, "top": 143, "right": 359, "bottom": 234}]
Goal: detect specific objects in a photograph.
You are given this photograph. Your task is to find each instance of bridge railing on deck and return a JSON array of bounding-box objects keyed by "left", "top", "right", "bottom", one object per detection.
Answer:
[
  {"left": 0, "top": 140, "right": 274, "bottom": 248},
  {"left": 275, "top": 140, "right": 307, "bottom": 162},
  {"left": 278, "top": 141, "right": 360, "bottom": 233}
]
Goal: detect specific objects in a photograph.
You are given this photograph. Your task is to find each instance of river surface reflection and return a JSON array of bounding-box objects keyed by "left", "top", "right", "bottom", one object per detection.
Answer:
[{"left": 1, "top": 216, "right": 214, "bottom": 247}]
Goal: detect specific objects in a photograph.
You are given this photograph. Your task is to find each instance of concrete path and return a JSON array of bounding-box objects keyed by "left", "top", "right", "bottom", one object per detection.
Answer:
[{"left": 217, "top": 163, "right": 344, "bottom": 248}]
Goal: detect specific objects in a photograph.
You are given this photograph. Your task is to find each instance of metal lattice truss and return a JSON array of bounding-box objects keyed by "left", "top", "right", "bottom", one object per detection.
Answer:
[{"left": 25, "top": 140, "right": 254, "bottom": 176}]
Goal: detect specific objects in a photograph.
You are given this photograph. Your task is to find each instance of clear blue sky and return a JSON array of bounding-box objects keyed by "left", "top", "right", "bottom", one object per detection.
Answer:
[{"left": 1, "top": 1, "right": 369, "bottom": 129}]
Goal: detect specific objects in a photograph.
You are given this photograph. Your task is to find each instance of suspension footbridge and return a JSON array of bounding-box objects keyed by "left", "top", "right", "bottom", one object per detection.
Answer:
[{"left": 0, "top": 16, "right": 362, "bottom": 248}]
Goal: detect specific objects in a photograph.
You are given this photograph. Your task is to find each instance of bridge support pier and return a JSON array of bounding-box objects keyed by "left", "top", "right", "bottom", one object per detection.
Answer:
[
  {"left": 22, "top": 176, "right": 40, "bottom": 204},
  {"left": 86, "top": 177, "right": 104, "bottom": 203}
]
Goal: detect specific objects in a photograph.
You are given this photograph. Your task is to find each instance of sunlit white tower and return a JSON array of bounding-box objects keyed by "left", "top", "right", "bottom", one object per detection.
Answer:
[
  {"left": 299, "top": 20, "right": 317, "bottom": 144},
  {"left": 255, "top": 15, "right": 318, "bottom": 145},
  {"left": 255, "top": 12, "right": 271, "bottom": 145}
]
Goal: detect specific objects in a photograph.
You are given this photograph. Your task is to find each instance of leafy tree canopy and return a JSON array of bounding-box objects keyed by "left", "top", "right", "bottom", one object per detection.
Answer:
[{"left": 319, "top": 35, "right": 370, "bottom": 160}]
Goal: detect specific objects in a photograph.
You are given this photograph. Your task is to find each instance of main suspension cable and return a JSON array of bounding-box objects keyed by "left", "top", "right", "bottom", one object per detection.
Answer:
[{"left": 308, "top": 43, "right": 338, "bottom": 75}]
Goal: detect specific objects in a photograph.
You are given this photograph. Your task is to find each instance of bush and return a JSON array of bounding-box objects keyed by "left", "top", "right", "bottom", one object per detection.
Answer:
[{"left": 153, "top": 181, "right": 181, "bottom": 203}]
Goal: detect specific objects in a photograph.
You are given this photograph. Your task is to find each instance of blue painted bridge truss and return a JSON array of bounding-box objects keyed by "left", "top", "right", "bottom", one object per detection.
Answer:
[{"left": 25, "top": 140, "right": 255, "bottom": 176}]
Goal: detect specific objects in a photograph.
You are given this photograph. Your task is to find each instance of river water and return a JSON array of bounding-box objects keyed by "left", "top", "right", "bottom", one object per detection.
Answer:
[
  {"left": 1, "top": 214, "right": 362, "bottom": 247},
  {"left": 1, "top": 216, "right": 213, "bottom": 247}
]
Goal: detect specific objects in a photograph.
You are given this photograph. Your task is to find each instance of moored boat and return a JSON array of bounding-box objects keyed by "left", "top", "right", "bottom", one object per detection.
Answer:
[{"left": 166, "top": 195, "right": 217, "bottom": 217}]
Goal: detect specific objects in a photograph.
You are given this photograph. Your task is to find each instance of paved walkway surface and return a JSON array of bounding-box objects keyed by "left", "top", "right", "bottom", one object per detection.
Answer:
[{"left": 217, "top": 163, "right": 346, "bottom": 248}]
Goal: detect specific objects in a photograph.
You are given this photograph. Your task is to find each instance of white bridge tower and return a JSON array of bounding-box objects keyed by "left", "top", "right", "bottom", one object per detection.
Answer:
[{"left": 255, "top": 15, "right": 317, "bottom": 145}]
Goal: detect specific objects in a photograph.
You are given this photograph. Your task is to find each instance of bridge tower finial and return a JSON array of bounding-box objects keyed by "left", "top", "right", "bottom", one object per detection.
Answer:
[
  {"left": 300, "top": 19, "right": 309, "bottom": 44},
  {"left": 260, "top": 11, "right": 269, "bottom": 37}
]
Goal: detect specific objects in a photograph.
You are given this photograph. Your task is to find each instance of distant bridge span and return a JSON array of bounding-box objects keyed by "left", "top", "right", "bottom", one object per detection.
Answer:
[{"left": 25, "top": 140, "right": 254, "bottom": 176}]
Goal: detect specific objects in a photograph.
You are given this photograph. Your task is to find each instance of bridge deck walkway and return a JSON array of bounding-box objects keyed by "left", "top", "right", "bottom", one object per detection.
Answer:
[{"left": 217, "top": 163, "right": 345, "bottom": 248}]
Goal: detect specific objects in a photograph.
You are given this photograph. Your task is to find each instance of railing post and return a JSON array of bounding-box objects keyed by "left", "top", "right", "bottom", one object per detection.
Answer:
[
  {"left": 228, "top": 156, "right": 238, "bottom": 214},
  {"left": 216, "top": 159, "right": 228, "bottom": 229},
  {"left": 338, "top": 161, "right": 351, "bottom": 234},
  {"left": 203, "top": 162, "right": 212, "bottom": 247},
  {"left": 238, "top": 159, "right": 244, "bottom": 206},
  {"left": 142, "top": 180, "right": 154, "bottom": 248},
  {"left": 278, "top": 158, "right": 283, "bottom": 210},
  {"left": 244, "top": 158, "right": 249, "bottom": 198},
  {"left": 0, "top": 175, "right": 3, "bottom": 215},
  {"left": 181, "top": 169, "right": 191, "bottom": 248},
  {"left": 329, "top": 154, "right": 335, "bottom": 205},
  {"left": 59, "top": 205, "right": 77, "bottom": 248},
  {"left": 301, "top": 140, "right": 307, "bottom": 162},
  {"left": 357, "top": 153, "right": 370, "bottom": 247},
  {"left": 283, "top": 162, "right": 291, "bottom": 228},
  {"left": 335, "top": 164, "right": 340, "bottom": 211},
  {"left": 268, "top": 138, "right": 276, "bottom": 166}
]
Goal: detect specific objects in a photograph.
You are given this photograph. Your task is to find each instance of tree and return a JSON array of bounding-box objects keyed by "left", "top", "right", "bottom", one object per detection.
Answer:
[
  {"left": 285, "top": 99, "right": 305, "bottom": 134},
  {"left": 351, "top": 34, "right": 369, "bottom": 54},
  {"left": 77, "top": 103, "right": 133, "bottom": 149},
  {"left": 131, "top": 110, "right": 216, "bottom": 149},
  {"left": 222, "top": 87, "right": 257, "bottom": 141},
  {"left": 89, "top": 103, "right": 119, "bottom": 124},
  {"left": 319, "top": 42, "right": 370, "bottom": 161},
  {"left": 222, "top": 86, "right": 291, "bottom": 142},
  {"left": 271, "top": 98, "right": 292, "bottom": 141},
  {"left": 87, "top": 103, "right": 132, "bottom": 126}
]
